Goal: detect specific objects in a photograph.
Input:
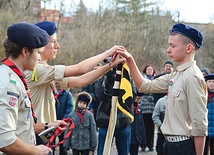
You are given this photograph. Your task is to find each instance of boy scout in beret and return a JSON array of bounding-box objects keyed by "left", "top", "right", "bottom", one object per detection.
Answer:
[
  {"left": 118, "top": 23, "right": 207, "bottom": 155},
  {"left": 0, "top": 22, "right": 62, "bottom": 155},
  {"left": 24, "top": 20, "right": 126, "bottom": 128}
]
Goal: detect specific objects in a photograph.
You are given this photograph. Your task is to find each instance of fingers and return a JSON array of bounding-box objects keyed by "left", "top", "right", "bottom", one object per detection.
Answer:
[{"left": 36, "top": 145, "right": 52, "bottom": 155}]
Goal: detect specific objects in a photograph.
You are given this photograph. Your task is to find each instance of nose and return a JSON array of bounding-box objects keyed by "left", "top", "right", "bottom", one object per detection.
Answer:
[
  {"left": 55, "top": 41, "right": 60, "bottom": 49},
  {"left": 166, "top": 46, "right": 170, "bottom": 53}
]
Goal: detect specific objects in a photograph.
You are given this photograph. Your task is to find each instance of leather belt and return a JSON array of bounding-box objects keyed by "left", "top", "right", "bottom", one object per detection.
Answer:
[{"left": 164, "top": 135, "right": 191, "bottom": 142}]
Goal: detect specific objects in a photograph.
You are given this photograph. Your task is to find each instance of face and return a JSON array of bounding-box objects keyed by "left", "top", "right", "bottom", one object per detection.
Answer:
[
  {"left": 146, "top": 66, "right": 154, "bottom": 76},
  {"left": 78, "top": 101, "right": 87, "bottom": 109},
  {"left": 207, "top": 80, "right": 214, "bottom": 91},
  {"left": 164, "top": 64, "right": 173, "bottom": 74},
  {"left": 202, "top": 71, "right": 208, "bottom": 77},
  {"left": 25, "top": 47, "right": 44, "bottom": 71},
  {"left": 41, "top": 34, "right": 60, "bottom": 60},
  {"left": 135, "top": 96, "right": 142, "bottom": 103},
  {"left": 167, "top": 34, "right": 188, "bottom": 64}
]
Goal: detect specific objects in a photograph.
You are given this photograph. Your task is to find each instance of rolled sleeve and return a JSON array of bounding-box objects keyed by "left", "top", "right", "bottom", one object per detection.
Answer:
[
  {"left": 0, "top": 131, "right": 16, "bottom": 148},
  {"left": 54, "top": 65, "right": 65, "bottom": 80},
  {"left": 187, "top": 75, "right": 208, "bottom": 136}
]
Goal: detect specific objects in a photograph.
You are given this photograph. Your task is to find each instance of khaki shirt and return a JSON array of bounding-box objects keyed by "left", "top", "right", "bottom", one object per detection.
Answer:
[
  {"left": 0, "top": 65, "right": 35, "bottom": 150},
  {"left": 24, "top": 63, "right": 68, "bottom": 123},
  {"left": 140, "top": 61, "right": 207, "bottom": 137}
]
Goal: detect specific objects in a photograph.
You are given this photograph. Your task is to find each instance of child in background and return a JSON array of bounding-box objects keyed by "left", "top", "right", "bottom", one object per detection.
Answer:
[
  {"left": 204, "top": 74, "right": 214, "bottom": 155},
  {"left": 64, "top": 92, "right": 97, "bottom": 155}
]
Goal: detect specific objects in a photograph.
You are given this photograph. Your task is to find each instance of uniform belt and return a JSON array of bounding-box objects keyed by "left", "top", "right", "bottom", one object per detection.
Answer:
[{"left": 164, "top": 135, "right": 191, "bottom": 142}]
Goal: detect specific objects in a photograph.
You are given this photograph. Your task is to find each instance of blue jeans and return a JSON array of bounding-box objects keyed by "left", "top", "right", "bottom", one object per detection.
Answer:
[{"left": 97, "top": 125, "right": 131, "bottom": 155}]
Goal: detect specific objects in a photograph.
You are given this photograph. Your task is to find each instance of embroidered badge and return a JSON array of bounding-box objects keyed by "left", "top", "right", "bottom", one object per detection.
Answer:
[
  {"left": 7, "top": 91, "right": 19, "bottom": 98},
  {"left": 10, "top": 79, "right": 16, "bottom": 84},
  {"left": 9, "top": 97, "right": 17, "bottom": 106},
  {"left": 169, "top": 79, "right": 174, "bottom": 86}
]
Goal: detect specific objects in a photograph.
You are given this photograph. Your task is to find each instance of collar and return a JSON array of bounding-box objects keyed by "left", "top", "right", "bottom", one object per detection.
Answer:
[{"left": 176, "top": 61, "right": 195, "bottom": 72}]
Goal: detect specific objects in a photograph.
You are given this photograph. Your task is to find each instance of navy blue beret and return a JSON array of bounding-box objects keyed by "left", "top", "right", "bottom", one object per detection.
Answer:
[
  {"left": 35, "top": 21, "right": 57, "bottom": 36},
  {"left": 170, "top": 23, "right": 203, "bottom": 48},
  {"left": 204, "top": 74, "right": 214, "bottom": 81},
  {"left": 7, "top": 22, "right": 50, "bottom": 49}
]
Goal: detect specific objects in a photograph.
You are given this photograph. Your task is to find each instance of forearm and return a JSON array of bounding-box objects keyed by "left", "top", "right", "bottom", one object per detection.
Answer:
[
  {"left": 0, "top": 137, "right": 39, "bottom": 155},
  {"left": 34, "top": 123, "right": 46, "bottom": 134},
  {"left": 64, "top": 52, "right": 109, "bottom": 77},
  {"left": 194, "top": 136, "right": 205, "bottom": 155},
  {"left": 126, "top": 55, "right": 143, "bottom": 90},
  {"left": 68, "top": 64, "right": 111, "bottom": 88}
]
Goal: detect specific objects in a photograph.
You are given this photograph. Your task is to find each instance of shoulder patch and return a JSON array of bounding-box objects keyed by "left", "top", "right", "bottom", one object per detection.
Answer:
[
  {"left": 7, "top": 91, "right": 20, "bottom": 98},
  {"left": 9, "top": 97, "right": 17, "bottom": 106}
]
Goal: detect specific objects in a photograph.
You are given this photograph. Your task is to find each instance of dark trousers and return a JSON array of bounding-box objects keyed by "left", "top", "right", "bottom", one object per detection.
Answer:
[
  {"left": 156, "top": 133, "right": 165, "bottom": 155},
  {"left": 130, "top": 143, "right": 140, "bottom": 155},
  {"left": 72, "top": 149, "right": 89, "bottom": 155},
  {"left": 163, "top": 139, "right": 196, "bottom": 155},
  {"left": 141, "top": 113, "right": 154, "bottom": 149},
  {"left": 204, "top": 136, "right": 214, "bottom": 155}
]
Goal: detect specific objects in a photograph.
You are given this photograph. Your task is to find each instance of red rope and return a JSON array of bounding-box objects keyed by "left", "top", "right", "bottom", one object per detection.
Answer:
[{"left": 46, "top": 118, "right": 74, "bottom": 148}]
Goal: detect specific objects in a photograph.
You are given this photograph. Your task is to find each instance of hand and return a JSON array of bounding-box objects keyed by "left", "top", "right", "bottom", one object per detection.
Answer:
[
  {"left": 89, "top": 150, "right": 95, "bottom": 155},
  {"left": 110, "top": 54, "right": 126, "bottom": 68},
  {"left": 116, "top": 49, "right": 132, "bottom": 60},
  {"left": 48, "top": 120, "right": 67, "bottom": 132},
  {"left": 36, "top": 145, "right": 52, "bottom": 155},
  {"left": 105, "top": 45, "right": 127, "bottom": 57}
]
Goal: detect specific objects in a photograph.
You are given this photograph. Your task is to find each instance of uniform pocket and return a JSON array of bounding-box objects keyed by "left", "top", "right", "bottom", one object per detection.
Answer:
[{"left": 23, "top": 96, "right": 32, "bottom": 120}]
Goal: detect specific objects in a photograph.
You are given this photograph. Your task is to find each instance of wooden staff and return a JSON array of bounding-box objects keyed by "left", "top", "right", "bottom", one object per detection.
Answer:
[{"left": 103, "top": 63, "right": 123, "bottom": 155}]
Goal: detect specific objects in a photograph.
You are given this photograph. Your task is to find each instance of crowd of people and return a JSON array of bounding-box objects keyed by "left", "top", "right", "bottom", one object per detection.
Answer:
[{"left": 0, "top": 20, "right": 213, "bottom": 155}]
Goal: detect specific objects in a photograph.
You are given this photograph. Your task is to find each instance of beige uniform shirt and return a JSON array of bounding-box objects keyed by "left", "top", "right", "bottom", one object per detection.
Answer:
[
  {"left": 0, "top": 65, "right": 35, "bottom": 150},
  {"left": 25, "top": 63, "right": 69, "bottom": 123},
  {"left": 140, "top": 61, "right": 207, "bottom": 137}
]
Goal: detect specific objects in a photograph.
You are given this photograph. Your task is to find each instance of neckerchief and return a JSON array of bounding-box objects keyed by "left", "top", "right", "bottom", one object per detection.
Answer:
[
  {"left": 133, "top": 102, "right": 140, "bottom": 114},
  {"left": 2, "top": 58, "right": 37, "bottom": 124},
  {"left": 208, "top": 92, "right": 214, "bottom": 102},
  {"left": 54, "top": 89, "right": 63, "bottom": 105},
  {"left": 76, "top": 108, "right": 88, "bottom": 123}
]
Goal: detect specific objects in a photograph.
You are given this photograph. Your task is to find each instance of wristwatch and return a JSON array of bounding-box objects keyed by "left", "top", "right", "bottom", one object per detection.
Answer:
[{"left": 45, "top": 122, "right": 49, "bottom": 130}]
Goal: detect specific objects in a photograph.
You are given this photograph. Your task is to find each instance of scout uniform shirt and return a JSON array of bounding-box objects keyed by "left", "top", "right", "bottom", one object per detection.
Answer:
[
  {"left": 0, "top": 64, "right": 35, "bottom": 151},
  {"left": 139, "top": 61, "right": 207, "bottom": 137},
  {"left": 24, "top": 62, "right": 68, "bottom": 123}
]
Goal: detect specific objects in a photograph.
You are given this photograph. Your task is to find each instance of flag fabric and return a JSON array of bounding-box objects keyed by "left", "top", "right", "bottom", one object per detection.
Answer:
[
  {"left": 117, "top": 63, "right": 134, "bottom": 122},
  {"left": 103, "top": 63, "right": 133, "bottom": 155}
]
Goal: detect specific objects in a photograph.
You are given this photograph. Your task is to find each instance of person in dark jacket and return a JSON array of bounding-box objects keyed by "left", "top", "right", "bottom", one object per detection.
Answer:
[
  {"left": 63, "top": 92, "right": 97, "bottom": 155},
  {"left": 96, "top": 68, "right": 134, "bottom": 155},
  {"left": 55, "top": 89, "right": 73, "bottom": 155},
  {"left": 130, "top": 91, "right": 146, "bottom": 155},
  {"left": 82, "top": 63, "right": 104, "bottom": 122}
]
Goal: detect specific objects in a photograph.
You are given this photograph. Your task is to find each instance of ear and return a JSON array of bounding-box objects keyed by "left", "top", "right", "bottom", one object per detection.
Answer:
[
  {"left": 21, "top": 47, "right": 29, "bottom": 57},
  {"left": 186, "top": 44, "right": 194, "bottom": 54}
]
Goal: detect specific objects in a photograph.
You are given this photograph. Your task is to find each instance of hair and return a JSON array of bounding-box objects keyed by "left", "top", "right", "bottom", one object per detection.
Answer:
[
  {"left": 3, "top": 36, "right": 34, "bottom": 59},
  {"left": 142, "top": 64, "right": 156, "bottom": 76},
  {"left": 169, "top": 32, "right": 199, "bottom": 51}
]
